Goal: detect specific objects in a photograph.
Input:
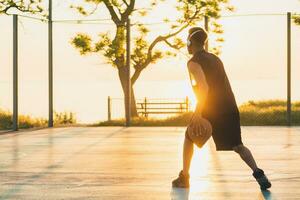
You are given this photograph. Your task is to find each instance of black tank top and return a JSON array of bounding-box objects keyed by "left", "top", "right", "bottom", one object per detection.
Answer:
[{"left": 189, "top": 49, "right": 239, "bottom": 119}]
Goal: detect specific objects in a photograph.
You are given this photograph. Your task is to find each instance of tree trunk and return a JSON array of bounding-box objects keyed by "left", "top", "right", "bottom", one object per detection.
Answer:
[
  {"left": 118, "top": 67, "right": 138, "bottom": 118},
  {"left": 130, "top": 86, "right": 138, "bottom": 117}
]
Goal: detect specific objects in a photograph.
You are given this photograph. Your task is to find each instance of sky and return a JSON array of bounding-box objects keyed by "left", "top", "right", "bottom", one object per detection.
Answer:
[{"left": 0, "top": 0, "right": 300, "bottom": 122}]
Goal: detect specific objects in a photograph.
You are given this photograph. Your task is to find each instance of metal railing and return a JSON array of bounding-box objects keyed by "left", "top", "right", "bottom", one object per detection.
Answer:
[
  {"left": 136, "top": 97, "right": 190, "bottom": 117},
  {"left": 107, "top": 96, "right": 191, "bottom": 120}
]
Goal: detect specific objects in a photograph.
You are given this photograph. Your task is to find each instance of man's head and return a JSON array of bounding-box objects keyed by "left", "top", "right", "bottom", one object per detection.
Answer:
[{"left": 187, "top": 27, "right": 208, "bottom": 54}]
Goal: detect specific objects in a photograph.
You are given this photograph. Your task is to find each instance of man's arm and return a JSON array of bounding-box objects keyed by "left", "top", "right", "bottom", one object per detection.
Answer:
[{"left": 187, "top": 61, "right": 209, "bottom": 116}]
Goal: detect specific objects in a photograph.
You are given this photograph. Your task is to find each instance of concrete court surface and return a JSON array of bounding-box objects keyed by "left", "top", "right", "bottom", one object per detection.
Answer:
[{"left": 0, "top": 126, "right": 299, "bottom": 200}]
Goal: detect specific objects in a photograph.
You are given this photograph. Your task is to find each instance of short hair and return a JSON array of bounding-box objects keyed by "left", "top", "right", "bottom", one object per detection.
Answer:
[{"left": 188, "top": 27, "right": 208, "bottom": 46}]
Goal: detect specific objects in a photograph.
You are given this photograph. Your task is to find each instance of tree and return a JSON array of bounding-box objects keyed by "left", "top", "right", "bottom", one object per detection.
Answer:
[
  {"left": 294, "top": 13, "right": 300, "bottom": 25},
  {"left": 0, "top": 0, "right": 43, "bottom": 14},
  {"left": 71, "top": 0, "right": 233, "bottom": 118},
  {"left": 292, "top": 1, "right": 300, "bottom": 25}
]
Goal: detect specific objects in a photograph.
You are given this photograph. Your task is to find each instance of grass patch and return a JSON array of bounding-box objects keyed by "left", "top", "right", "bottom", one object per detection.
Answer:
[
  {"left": 95, "top": 112, "right": 193, "bottom": 127},
  {"left": 96, "top": 100, "right": 300, "bottom": 126},
  {"left": 1, "top": 100, "right": 299, "bottom": 128},
  {"left": 239, "top": 100, "right": 300, "bottom": 125},
  {"left": 0, "top": 109, "right": 77, "bottom": 130}
]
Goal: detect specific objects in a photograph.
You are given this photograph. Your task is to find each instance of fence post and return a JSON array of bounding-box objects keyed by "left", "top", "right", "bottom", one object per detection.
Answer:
[
  {"left": 12, "top": 15, "right": 18, "bottom": 131},
  {"left": 180, "top": 103, "right": 183, "bottom": 113},
  {"left": 48, "top": 0, "right": 54, "bottom": 127},
  {"left": 107, "top": 96, "right": 111, "bottom": 121},
  {"left": 185, "top": 96, "right": 189, "bottom": 112},
  {"left": 287, "top": 12, "right": 292, "bottom": 126},
  {"left": 204, "top": 16, "right": 209, "bottom": 51},
  {"left": 125, "top": 18, "right": 131, "bottom": 126},
  {"left": 144, "top": 97, "right": 147, "bottom": 117}
]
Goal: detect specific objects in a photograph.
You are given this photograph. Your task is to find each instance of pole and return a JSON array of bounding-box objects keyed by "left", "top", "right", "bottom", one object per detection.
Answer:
[
  {"left": 287, "top": 12, "right": 292, "bottom": 126},
  {"left": 107, "top": 96, "right": 111, "bottom": 121},
  {"left": 125, "top": 18, "right": 131, "bottom": 126},
  {"left": 48, "top": 0, "right": 53, "bottom": 127},
  {"left": 144, "top": 97, "right": 147, "bottom": 118},
  {"left": 185, "top": 96, "right": 189, "bottom": 112},
  {"left": 204, "top": 16, "right": 209, "bottom": 51},
  {"left": 13, "top": 15, "right": 18, "bottom": 131}
]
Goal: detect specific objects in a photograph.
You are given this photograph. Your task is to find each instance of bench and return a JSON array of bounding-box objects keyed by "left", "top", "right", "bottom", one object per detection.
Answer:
[{"left": 136, "top": 97, "right": 190, "bottom": 117}]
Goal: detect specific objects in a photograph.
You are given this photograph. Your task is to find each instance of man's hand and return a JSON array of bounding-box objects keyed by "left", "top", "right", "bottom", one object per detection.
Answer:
[
  {"left": 187, "top": 113, "right": 211, "bottom": 136},
  {"left": 188, "top": 113, "right": 204, "bottom": 136}
]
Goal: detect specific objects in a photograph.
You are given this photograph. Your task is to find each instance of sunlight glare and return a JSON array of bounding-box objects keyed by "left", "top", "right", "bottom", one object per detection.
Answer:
[{"left": 189, "top": 144, "right": 212, "bottom": 192}]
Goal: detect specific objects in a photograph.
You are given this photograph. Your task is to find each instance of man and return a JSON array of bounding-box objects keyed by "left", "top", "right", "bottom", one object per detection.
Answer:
[{"left": 172, "top": 27, "right": 271, "bottom": 190}]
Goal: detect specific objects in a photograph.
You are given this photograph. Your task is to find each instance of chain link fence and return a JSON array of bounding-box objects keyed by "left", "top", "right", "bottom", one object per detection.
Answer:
[
  {"left": 0, "top": 15, "right": 13, "bottom": 131},
  {"left": 1, "top": 10, "right": 300, "bottom": 129},
  {"left": 217, "top": 14, "right": 300, "bottom": 125}
]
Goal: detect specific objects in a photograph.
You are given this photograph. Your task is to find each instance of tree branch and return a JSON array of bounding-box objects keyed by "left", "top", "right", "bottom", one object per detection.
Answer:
[
  {"left": 14, "top": 5, "right": 39, "bottom": 13},
  {"left": 121, "top": 0, "right": 129, "bottom": 7},
  {"left": 141, "top": 10, "right": 199, "bottom": 69},
  {"left": 139, "top": 23, "right": 189, "bottom": 70},
  {"left": 131, "top": 68, "right": 142, "bottom": 85},
  {"left": 1, "top": 4, "right": 13, "bottom": 13},
  {"left": 103, "top": 0, "right": 121, "bottom": 25},
  {"left": 86, "top": 2, "right": 100, "bottom": 16},
  {"left": 121, "top": 0, "right": 134, "bottom": 22},
  {"left": 130, "top": 4, "right": 205, "bottom": 85},
  {"left": 1, "top": 0, "right": 43, "bottom": 14},
  {"left": 163, "top": 39, "right": 179, "bottom": 50}
]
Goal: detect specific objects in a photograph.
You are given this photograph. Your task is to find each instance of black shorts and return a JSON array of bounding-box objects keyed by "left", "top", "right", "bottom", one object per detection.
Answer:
[{"left": 209, "top": 113, "right": 243, "bottom": 151}]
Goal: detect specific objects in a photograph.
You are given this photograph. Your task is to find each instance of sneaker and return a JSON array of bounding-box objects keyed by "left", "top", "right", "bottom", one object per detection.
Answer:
[
  {"left": 172, "top": 170, "right": 190, "bottom": 188},
  {"left": 253, "top": 168, "right": 272, "bottom": 190}
]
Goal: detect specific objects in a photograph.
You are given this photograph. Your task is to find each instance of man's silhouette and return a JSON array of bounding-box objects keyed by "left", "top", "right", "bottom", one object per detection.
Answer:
[{"left": 172, "top": 27, "right": 271, "bottom": 190}]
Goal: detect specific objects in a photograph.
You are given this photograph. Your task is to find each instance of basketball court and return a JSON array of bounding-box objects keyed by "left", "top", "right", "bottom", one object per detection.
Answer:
[{"left": 0, "top": 126, "right": 299, "bottom": 199}]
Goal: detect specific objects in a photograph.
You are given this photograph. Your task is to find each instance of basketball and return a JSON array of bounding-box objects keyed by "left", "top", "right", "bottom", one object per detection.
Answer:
[{"left": 186, "top": 117, "right": 212, "bottom": 148}]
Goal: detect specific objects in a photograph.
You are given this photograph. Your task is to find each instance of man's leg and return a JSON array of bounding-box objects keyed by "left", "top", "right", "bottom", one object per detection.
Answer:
[
  {"left": 183, "top": 137, "right": 194, "bottom": 176},
  {"left": 172, "top": 131, "right": 194, "bottom": 188},
  {"left": 232, "top": 144, "right": 257, "bottom": 171},
  {"left": 232, "top": 144, "right": 271, "bottom": 190}
]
